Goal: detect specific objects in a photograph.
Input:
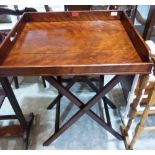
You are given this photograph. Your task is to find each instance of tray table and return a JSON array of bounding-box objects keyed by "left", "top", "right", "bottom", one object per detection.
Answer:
[{"left": 0, "top": 11, "right": 152, "bottom": 147}]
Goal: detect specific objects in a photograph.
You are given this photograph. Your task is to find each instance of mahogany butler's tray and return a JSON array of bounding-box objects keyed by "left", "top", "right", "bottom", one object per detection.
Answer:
[{"left": 0, "top": 11, "right": 152, "bottom": 76}]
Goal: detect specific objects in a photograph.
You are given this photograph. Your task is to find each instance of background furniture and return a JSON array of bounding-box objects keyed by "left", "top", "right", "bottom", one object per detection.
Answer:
[
  {"left": 0, "top": 77, "right": 34, "bottom": 149},
  {"left": 132, "top": 5, "right": 155, "bottom": 41},
  {"left": 143, "top": 6, "right": 155, "bottom": 41},
  {"left": 121, "top": 40, "right": 155, "bottom": 149}
]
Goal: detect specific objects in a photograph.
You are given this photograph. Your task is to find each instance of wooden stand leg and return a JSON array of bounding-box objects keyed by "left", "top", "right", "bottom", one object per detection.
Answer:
[
  {"left": 55, "top": 76, "right": 61, "bottom": 132},
  {"left": 0, "top": 77, "right": 27, "bottom": 129},
  {"left": 47, "top": 76, "right": 78, "bottom": 110},
  {"left": 101, "top": 75, "right": 112, "bottom": 127},
  {"left": 43, "top": 76, "right": 124, "bottom": 146},
  {"left": 41, "top": 76, "right": 46, "bottom": 88},
  {"left": 83, "top": 76, "right": 116, "bottom": 109},
  {"left": 98, "top": 76, "right": 105, "bottom": 120},
  {"left": 13, "top": 76, "right": 19, "bottom": 89}
]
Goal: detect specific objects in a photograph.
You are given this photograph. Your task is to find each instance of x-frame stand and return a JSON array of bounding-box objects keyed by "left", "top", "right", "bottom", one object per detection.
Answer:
[
  {"left": 43, "top": 75, "right": 125, "bottom": 146},
  {"left": 0, "top": 77, "right": 34, "bottom": 149}
]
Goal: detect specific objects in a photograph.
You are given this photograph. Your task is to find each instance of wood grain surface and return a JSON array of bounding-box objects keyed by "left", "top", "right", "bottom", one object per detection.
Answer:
[{"left": 0, "top": 11, "right": 152, "bottom": 76}]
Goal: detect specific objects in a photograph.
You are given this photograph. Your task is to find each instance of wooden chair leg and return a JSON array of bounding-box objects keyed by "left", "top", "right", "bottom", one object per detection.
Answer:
[
  {"left": 123, "top": 75, "right": 139, "bottom": 125},
  {"left": 125, "top": 75, "right": 149, "bottom": 132},
  {"left": 129, "top": 84, "right": 155, "bottom": 149},
  {"left": 129, "top": 105, "right": 150, "bottom": 149}
]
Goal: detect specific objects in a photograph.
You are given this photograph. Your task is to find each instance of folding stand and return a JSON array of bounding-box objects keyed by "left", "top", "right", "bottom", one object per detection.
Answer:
[
  {"left": 47, "top": 76, "right": 116, "bottom": 110},
  {"left": 0, "top": 77, "right": 34, "bottom": 149},
  {"left": 43, "top": 75, "right": 125, "bottom": 146}
]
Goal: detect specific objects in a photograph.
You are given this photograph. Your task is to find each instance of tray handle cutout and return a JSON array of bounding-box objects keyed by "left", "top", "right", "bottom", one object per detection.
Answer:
[{"left": 10, "top": 32, "right": 18, "bottom": 42}]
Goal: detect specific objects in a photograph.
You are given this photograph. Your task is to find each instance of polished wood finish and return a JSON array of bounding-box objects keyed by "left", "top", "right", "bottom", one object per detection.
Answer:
[
  {"left": 25, "top": 11, "right": 122, "bottom": 21},
  {"left": 0, "top": 11, "right": 152, "bottom": 76},
  {"left": 0, "top": 14, "right": 26, "bottom": 65},
  {"left": 0, "top": 6, "right": 47, "bottom": 88},
  {"left": 121, "top": 12, "right": 150, "bottom": 62}
]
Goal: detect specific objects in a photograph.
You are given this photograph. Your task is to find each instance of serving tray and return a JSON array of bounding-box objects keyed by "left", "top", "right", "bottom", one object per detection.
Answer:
[{"left": 0, "top": 11, "right": 152, "bottom": 76}]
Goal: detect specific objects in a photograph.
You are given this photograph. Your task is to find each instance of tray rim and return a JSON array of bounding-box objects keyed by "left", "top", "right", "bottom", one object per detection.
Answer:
[{"left": 0, "top": 10, "right": 153, "bottom": 76}]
